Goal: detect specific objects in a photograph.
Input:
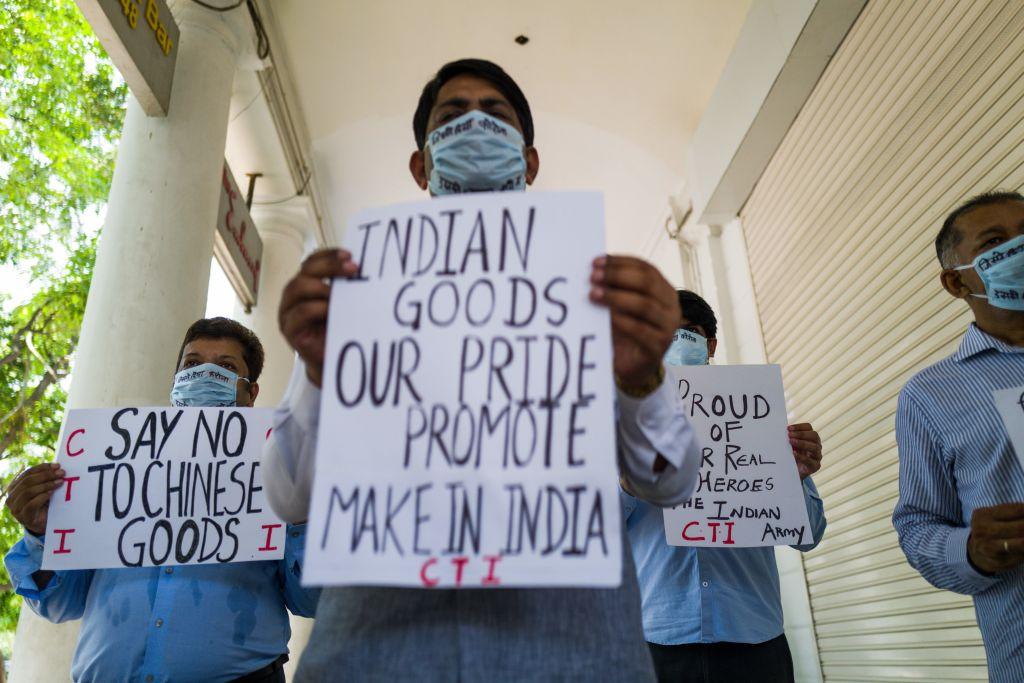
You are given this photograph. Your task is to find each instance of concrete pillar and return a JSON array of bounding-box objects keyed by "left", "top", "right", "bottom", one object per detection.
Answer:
[
  {"left": 704, "top": 218, "right": 824, "bottom": 683},
  {"left": 234, "top": 213, "right": 307, "bottom": 408},
  {"left": 9, "top": 3, "right": 250, "bottom": 680},
  {"left": 232, "top": 211, "right": 312, "bottom": 680}
]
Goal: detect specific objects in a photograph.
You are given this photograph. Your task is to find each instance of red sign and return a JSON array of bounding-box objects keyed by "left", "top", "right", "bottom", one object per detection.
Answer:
[{"left": 214, "top": 162, "right": 263, "bottom": 309}]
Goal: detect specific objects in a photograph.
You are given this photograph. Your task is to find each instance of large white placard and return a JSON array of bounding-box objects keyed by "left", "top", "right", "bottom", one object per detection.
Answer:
[
  {"left": 994, "top": 385, "right": 1024, "bottom": 464},
  {"left": 304, "top": 192, "right": 622, "bottom": 588},
  {"left": 43, "top": 407, "right": 285, "bottom": 570},
  {"left": 662, "top": 364, "right": 812, "bottom": 547}
]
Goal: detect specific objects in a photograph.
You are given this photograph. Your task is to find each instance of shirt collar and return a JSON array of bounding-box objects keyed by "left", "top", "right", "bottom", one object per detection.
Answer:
[{"left": 953, "top": 323, "right": 1024, "bottom": 362}]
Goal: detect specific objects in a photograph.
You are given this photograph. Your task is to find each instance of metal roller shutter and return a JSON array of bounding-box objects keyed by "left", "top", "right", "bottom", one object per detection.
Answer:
[{"left": 739, "top": 0, "right": 1024, "bottom": 679}]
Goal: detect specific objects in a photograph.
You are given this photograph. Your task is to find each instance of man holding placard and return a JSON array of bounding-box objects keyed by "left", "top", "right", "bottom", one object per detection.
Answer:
[
  {"left": 893, "top": 192, "right": 1024, "bottom": 683},
  {"left": 263, "top": 59, "right": 702, "bottom": 680},
  {"left": 623, "top": 290, "right": 826, "bottom": 682},
  {"left": 4, "top": 317, "right": 319, "bottom": 682}
]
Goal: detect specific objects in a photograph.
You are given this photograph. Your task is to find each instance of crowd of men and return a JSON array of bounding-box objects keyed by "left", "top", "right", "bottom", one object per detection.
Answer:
[{"left": 3, "top": 58, "right": 1023, "bottom": 682}]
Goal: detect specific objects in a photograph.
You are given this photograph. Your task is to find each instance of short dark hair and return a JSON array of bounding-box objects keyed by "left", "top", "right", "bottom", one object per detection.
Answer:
[
  {"left": 413, "top": 58, "right": 534, "bottom": 150},
  {"left": 677, "top": 290, "right": 717, "bottom": 339},
  {"left": 175, "top": 317, "right": 265, "bottom": 383},
  {"left": 936, "top": 191, "right": 1024, "bottom": 268}
]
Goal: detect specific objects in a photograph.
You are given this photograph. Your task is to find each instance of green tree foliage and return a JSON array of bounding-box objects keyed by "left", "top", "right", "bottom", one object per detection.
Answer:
[{"left": 0, "top": 0, "right": 126, "bottom": 633}]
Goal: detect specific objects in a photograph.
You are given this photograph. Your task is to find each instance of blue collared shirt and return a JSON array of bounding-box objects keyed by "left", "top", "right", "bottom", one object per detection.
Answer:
[
  {"left": 622, "top": 478, "right": 825, "bottom": 645},
  {"left": 893, "top": 324, "right": 1024, "bottom": 683},
  {"left": 5, "top": 524, "right": 320, "bottom": 683}
]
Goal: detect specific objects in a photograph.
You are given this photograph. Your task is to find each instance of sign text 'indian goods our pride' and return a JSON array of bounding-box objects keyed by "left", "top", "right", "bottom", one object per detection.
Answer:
[
  {"left": 43, "top": 408, "right": 285, "bottom": 570},
  {"left": 304, "top": 192, "right": 622, "bottom": 589},
  {"left": 662, "top": 364, "right": 812, "bottom": 547}
]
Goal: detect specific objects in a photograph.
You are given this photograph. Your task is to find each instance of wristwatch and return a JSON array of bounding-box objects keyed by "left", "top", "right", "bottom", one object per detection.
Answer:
[{"left": 615, "top": 365, "right": 665, "bottom": 399}]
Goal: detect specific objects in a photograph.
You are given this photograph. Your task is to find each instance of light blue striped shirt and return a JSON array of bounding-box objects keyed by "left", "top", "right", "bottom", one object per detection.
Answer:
[{"left": 893, "top": 323, "right": 1024, "bottom": 683}]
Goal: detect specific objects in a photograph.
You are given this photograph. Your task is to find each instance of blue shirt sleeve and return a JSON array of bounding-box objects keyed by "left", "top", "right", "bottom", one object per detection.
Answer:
[
  {"left": 619, "top": 487, "right": 640, "bottom": 523},
  {"left": 4, "top": 532, "right": 95, "bottom": 623},
  {"left": 278, "top": 523, "right": 320, "bottom": 617},
  {"left": 792, "top": 477, "right": 826, "bottom": 551},
  {"left": 892, "top": 389, "right": 999, "bottom": 595}
]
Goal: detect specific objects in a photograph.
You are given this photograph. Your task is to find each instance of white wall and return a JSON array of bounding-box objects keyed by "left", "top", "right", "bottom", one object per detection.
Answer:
[{"left": 312, "top": 109, "right": 686, "bottom": 286}]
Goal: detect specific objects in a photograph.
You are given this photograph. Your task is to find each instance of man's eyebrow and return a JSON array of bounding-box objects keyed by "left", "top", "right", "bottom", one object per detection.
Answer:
[
  {"left": 974, "top": 225, "right": 1007, "bottom": 240},
  {"left": 479, "top": 97, "right": 512, "bottom": 108},
  {"left": 434, "top": 97, "right": 471, "bottom": 110}
]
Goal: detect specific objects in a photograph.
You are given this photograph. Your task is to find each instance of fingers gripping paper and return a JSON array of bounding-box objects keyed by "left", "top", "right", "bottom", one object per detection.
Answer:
[
  {"left": 662, "top": 365, "right": 812, "bottom": 547},
  {"left": 43, "top": 407, "right": 284, "bottom": 570},
  {"left": 303, "top": 192, "right": 622, "bottom": 588}
]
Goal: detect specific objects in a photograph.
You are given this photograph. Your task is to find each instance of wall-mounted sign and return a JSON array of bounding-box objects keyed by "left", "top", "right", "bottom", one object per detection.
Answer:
[
  {"left": 215, "top": 163, "right": 263, "bottom": 310},
  {"left": 75, "top": 0, "right": 179, "bottom": 116}
]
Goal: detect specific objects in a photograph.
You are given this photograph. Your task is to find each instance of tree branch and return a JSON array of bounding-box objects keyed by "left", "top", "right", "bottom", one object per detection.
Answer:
[{"left": 0, "top": 354, "right": 70, "bottom": 458}]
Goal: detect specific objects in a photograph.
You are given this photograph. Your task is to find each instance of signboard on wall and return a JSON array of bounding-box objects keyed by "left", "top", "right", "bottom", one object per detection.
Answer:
[
  {"left": 214, "top": 162, "right": 263, "bottom": 310},
  {"left": 75, "top": 0, "right": 179, "bottom": 116}
]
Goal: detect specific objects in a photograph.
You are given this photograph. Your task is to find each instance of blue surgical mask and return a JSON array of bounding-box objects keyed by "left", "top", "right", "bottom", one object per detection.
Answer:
[
  {"left": 170, "top": 363, "right": 242, "bottom": 407},
  {"left": 954, "top": 234, "right": 1024, "bottom": 310},
  {"left": 664, "top": 329, "right": 710, "bottom": 366},
  {"left": 425, "top": 110, "right": 527, "bottom": 195}
]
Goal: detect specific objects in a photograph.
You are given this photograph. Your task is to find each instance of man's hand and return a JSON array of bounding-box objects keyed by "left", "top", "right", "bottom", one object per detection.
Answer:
[
  {"left": 590, "top": 255, "right": 679, "bottom": 393},
  {"left": 278, "top": 249, "right": 360, "bottom": 388},
  {"left": 4, "top": 464, "right": 64, "bottom": 536},
  {"left": 968, "top": 503, "right": 1024, "bottom": 574},
  {"left": 788, "top": 423, "right": 823, "bottom": 480}
]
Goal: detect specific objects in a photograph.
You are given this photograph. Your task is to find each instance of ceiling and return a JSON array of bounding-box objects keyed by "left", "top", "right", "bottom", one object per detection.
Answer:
[{"left": 227, "top": 0, "right": 751, "bottom": 260}]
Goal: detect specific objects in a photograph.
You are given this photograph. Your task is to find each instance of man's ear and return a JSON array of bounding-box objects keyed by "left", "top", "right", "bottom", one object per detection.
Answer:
[
  {"left": 247, "top": 382, "right": 259, "bottom": 407},
  {"left": 708, "top": 339, "right": 718, "bottom": 359},
  {"left": 940, "top": 268, "right": 971, "bottom": 300},
  {"left": 409, "top": 150, "right": 428, "bottom": 190},
  {"left": 525, "top": 147, "right": 540, "bottom": 185}
]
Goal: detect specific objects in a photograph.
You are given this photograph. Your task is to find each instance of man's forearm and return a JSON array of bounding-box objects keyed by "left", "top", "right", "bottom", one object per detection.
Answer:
[{"left": 616, "top": 376, "right": 700, "bottom": 507}]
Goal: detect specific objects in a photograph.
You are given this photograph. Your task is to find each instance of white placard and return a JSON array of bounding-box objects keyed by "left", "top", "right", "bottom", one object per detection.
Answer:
[
  {"left": 43, "top": 407, "right": 285, "bottom": 570},
  {"left": 662, "top": 364, "right": 812, "bottom": 547},
  {"left": 304, "top": 192, "right": 622, "bottom": 588},
  {"left": 994, "top": 385, "right": 1024, "bottom": 464}
]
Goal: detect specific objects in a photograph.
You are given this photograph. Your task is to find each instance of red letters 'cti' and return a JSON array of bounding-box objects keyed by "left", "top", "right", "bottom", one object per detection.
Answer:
[
  {"left": 258, "top": 524, "right": 282, "bottom": 552},
  {"left": 66, "top": 428, "right": 85, "bottom": 457}
]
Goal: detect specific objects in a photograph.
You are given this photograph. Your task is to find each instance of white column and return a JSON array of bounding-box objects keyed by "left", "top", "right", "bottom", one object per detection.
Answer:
[
  {"left": 231, "top": 212, "right": 312, "bottom": 681},
  {"left": 234, "top": 213, "right": 307, "bottom": 407},
  {"left": 708, "top": 218, "right": 824, "bottom": 683},
  {"left": 10, "top": 4, "right": 250, "bottom": 681}
]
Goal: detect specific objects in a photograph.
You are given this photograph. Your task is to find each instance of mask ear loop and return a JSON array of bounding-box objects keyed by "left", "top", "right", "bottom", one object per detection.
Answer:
[
  {"left": 236, "top": 376, "right": 251, "bottom": 399},
  {"left": 950, "top": 263, "right": 990, "bottom": 300}
]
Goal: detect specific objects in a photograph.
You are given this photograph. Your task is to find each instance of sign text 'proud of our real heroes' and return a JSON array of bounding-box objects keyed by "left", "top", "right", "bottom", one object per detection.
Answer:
[{"left": 662, "top": 364, "right": 812, "bottom": 548}]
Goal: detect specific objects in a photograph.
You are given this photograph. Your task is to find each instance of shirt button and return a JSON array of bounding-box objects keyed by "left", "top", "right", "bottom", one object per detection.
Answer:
[
  {"left": 701, "top": 581, "right": 710, "bottom": 588},
  {"left": 164, "top": 567, "right": 173, "bottom": 575},
  {"left": 155, "top": 618, "right": 163, "bottom": 628},
  {"left": 291, "top": 531, "right": 300, "bottom": 538},
  {"left": 145, "top": 676, "right": 154, "bottom": 683}
]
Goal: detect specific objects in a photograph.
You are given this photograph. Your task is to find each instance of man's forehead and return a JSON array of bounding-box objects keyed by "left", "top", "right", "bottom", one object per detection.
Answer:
[
  {"left": 434, "top": 74, "right": 510, "bottom": 107},
  {"left": 183, "top": 337, "right": 244, "bottom": 357},
  {"left": 958, "top": 200, "right": 1024, "bottom": 235}
]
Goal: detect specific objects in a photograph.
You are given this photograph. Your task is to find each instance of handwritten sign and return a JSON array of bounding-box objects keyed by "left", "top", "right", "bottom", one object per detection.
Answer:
[
  {"left": 304, "top": 192, "right": 622, "bottom": 588},
  {"left": 995, "top": 385, "right": 1024, "bottom": 465},
  {"left": 43, "top": 408, "right": 285, "bottom": 570},
  {"left": 662, "top": 364, "right": 811, "bottom": 547}
]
